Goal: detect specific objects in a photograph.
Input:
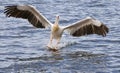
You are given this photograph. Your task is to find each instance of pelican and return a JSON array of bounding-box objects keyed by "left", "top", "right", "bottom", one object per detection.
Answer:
[{"left": 4, "top": 5, "right": 109, "bottom": 50}]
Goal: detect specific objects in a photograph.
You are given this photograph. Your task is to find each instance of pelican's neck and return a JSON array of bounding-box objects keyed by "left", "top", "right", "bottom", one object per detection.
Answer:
[
  {"left": 54, "top": 16, "right": 59, "bottom": 26},
  {"left": 52, "top": 16, "right": 60, "bottom": 32}
]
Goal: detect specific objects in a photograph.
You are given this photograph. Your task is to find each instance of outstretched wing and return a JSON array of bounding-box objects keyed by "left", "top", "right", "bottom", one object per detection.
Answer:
[
  {"left": 64, "top": 17, "right": 109, "bottom": 37},
  {"left": 4, "top": 5, "right": 52, "bottom": 28}
]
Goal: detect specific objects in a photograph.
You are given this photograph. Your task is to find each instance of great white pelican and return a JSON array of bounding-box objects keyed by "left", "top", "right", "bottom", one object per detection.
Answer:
[{"left": 4, "top": 5, "right": 109, "bottom": 50}]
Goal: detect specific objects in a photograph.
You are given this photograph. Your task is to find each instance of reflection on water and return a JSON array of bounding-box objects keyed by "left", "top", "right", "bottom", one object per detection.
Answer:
[
  {"left": 6, "top": 50, "right": 105, "bottom": 61},
  {"left": 4, "top": 50, "right": 108, "bottom": 73}
]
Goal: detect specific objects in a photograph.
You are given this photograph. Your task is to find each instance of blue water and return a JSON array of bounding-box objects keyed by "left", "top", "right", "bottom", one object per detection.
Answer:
[{"left": 0, "top": 0, "right": 120, "bottom": 73}]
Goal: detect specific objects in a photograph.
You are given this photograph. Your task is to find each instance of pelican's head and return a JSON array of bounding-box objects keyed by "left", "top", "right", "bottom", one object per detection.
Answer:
[{"left": 54, "top": 15, "right": 59, "bottom": 25}]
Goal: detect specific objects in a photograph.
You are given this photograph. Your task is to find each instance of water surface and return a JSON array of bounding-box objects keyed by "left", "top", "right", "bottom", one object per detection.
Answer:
[{"left": 0, "top": 0, "right": 120, "bottom": 73}]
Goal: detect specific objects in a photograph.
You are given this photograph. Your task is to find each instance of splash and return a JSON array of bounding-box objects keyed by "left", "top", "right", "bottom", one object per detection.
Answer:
[{"left": 58, "top": 41, "right": 78, "bottom": 49}]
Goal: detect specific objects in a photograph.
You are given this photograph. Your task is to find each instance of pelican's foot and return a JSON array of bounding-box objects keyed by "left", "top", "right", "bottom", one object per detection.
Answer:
[
  {"left": 46, "top": 45, "right": 51, "bottom": 49},
  {"left": 46, "top": 44, "right": 52, "bottom": 48}
]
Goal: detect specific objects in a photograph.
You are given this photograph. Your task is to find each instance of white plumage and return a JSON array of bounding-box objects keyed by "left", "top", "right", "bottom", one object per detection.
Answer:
[{"left": 4, "top": 5, "right": 109, "bottom": 50}]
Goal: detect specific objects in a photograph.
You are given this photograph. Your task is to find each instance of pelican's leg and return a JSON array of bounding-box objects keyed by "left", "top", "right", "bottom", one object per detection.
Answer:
[
  {"left": 47, "top": 34, "right": 53, "bottom": 47},
  {"left": 55, "top": 38, "right": 60, "bottom": 49}
]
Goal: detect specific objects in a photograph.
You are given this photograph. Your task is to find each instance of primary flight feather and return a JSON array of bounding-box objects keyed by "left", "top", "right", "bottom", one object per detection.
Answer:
[{"left": 4, "top": 5, "right": 109, "bottom": 50}]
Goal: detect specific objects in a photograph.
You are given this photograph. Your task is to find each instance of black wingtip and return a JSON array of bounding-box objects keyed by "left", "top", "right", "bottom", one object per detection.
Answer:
[
  {"left": 4, "top": 5, "right": 49, "bottom": 28},
  {"left": 4, "top": 5, "right": 17, "bottom": 17},
  {"left": 100, "top": 23, "right": 109, "bottom": 37}
]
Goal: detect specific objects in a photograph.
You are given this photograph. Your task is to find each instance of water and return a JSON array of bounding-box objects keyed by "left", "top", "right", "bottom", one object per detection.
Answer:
[{"left": 0, "top": 0, "right": 120, "bottom": 73}]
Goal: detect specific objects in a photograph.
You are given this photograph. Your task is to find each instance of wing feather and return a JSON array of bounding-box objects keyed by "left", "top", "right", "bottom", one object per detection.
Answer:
[
  {"left": 4, "top": 5, "right": 52, "bottom": 28},
  {"left": 64, "top": 17, "right": 109, "bottom": 37}
]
